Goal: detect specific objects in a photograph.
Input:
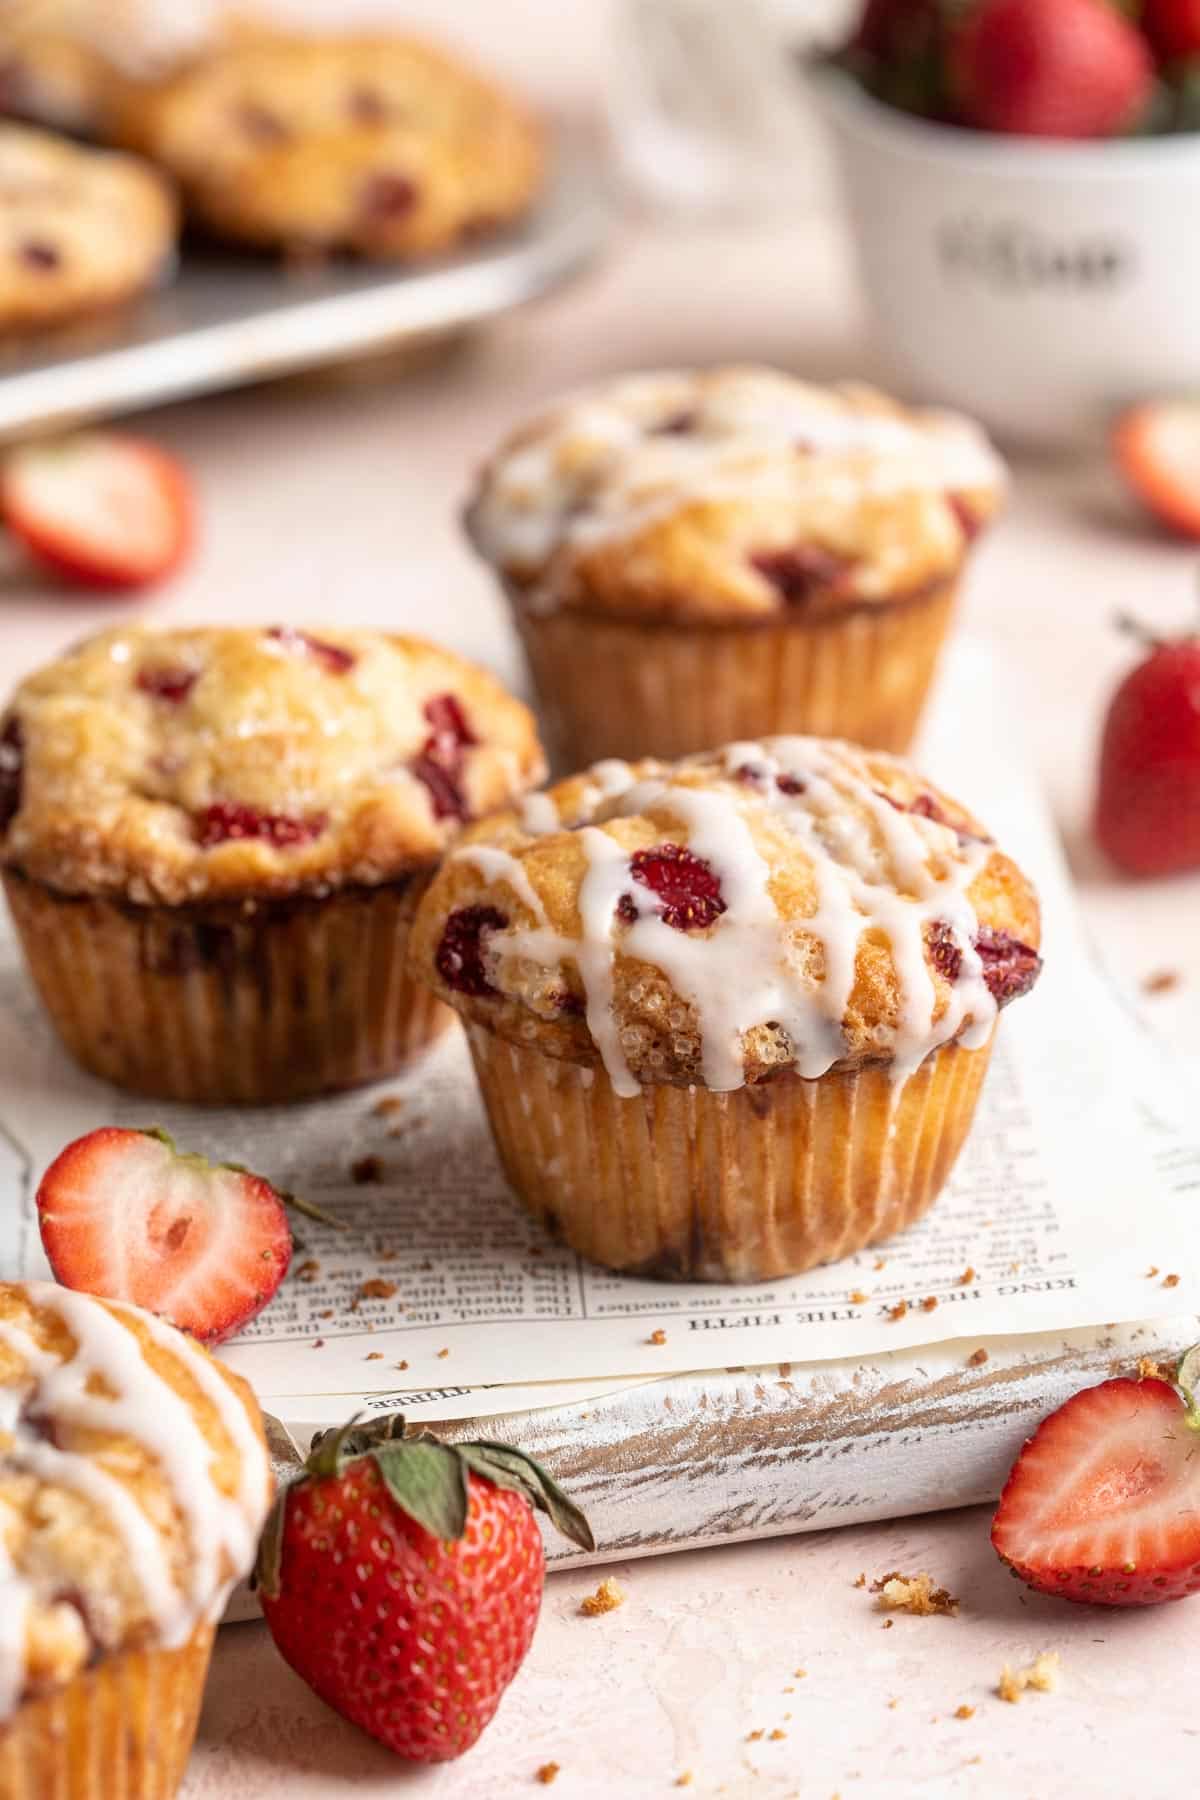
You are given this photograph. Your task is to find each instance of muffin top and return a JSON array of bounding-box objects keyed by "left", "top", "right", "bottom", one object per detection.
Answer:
[
  {"left": 106, "top": 32, "right": 544, "bottom": 260},
  {"left": 0, "top": 1281, "right": 271, "bottom": 1718},
  {"left": 410, "top": 737, "right": 1042, "bottom": 1092},
  {"left": 465, "top": 367, "right": 1006, "bottom": 621},
  {"left": 0, "top": 626, "right": 545, "bottom": 905},
  {"left": 0, "top": 123, "right": 177, "bottom": 333}
]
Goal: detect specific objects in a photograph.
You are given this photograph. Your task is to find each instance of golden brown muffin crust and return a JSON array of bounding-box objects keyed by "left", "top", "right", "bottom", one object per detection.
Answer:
[
  {"left": 0, "top": 626, "right": 546, "bottom": 904},
  {"left": 465, "top": 368, "right": 1006, "bottom": 622},
  {"left": 409, "top": 738, "right": 1041, "bottom": 1091}
]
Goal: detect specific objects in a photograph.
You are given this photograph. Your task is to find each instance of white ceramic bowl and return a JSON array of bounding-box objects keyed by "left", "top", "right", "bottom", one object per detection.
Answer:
[{"left": 814, "top": 69, "right": 1200, "bottom": 448}]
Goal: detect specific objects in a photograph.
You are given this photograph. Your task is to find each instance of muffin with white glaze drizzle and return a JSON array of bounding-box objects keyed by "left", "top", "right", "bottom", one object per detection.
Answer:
[
  {"left": 410, "top": 738, "right": 1041, "bottom": 1281},
  {"left": 0, "top": 625, "right": 544, "bottom": 1104},
  {"left": 0, "top": 1279, "right": 272, "bottom": 1800},
  {"left": 465, "top": 366, "right": 1005, "bottom": 764}
]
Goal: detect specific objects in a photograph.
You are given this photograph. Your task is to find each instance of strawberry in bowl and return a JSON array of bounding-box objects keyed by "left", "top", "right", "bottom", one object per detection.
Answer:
[{"left": 814, "top": 0, "right": 1200, "bottom": 445}]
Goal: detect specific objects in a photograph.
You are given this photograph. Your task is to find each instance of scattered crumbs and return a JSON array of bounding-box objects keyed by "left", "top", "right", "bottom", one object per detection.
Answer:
[
  {"left": 769, "top": 1729, "right": 787, "bottom": 1741},
  {"left": 873, "top": 1257, "right": 887, "bottom": 1271},
  {"left": 648, "top": 1328, "right": 668, "bottom": 1345},
  {"left": 311, "top": 1338, "right": 325, "bottom": 1349},
  {"left": 1143, "top": 969, "right": 1181, "bottom": 995},
  {"left": 783, "top": 1686, "right": 795, "bottom": 1694},
  {"left": 377, "top": 1247, "right": 399, "bottom": 1263},
  {"left": 675, "top": 1775, "right": 694, "bottom": 1789},
  {"left": 365, "top": 1352, "right": 384, "bottom": 1361},
  {"left": 957, "top": 1267, "right": 975, "bottom": 1286},
  {"left": 395, "top": 1360, "right": 409, "bottom": 1371},
  {"left": 437, "top": 1347, "right": 450, "bottom": 1359},
  {"left": 871, "top": 1572, "right": 959, "bottom": 1617},
  {"left": 887, "top": 1699, "right": 900, "bottom": 1710},
  {"left": 954, "top": 1705, "right": 974, "bottom": 1720},
  {"left": 580, "top": 1576, "right": 625, "bottom": 1617},
  {"left": 1146, "top": 1266, "right": 1160, "bottom": 1279},
  {"left": 967, "top": 1348, "right": 989, "bottom": 1367},
  {"left": 350, "top": 1154, "right": 385, "bottom": 1185},
  {"left": 998, "top": 1650, "right": 1059, "bottom": 1704},
  {"left": 881, "top": 1618, "right": 894, "bottom": 1630},
  {"left": 849, "top": 1289, "right": 870, "bottom": 1305},
  {"left": 853, "top": 1573, "right": 867, "bottom": 1589},
  {"left": 317, "top": 1308, "right": 334, "bottom": 1320},
  {"left": 746, "top": 1729, "right": 764, "bottom": 1743},
  {"left": 1138, "top": 1355, "right": 1169, "bottom": 1381},
  {"left": 1163, "top": 1273, "right": 1181, "bottom": 1289},
  {"left": 536, "top": 1763, "right": 560, "bottom": 1786},
  {"left": 794, "top": 1668, "right": 807, "bottom": 1678},
  {"left": 920, "top": 1296, "right": 938, "bottom": 1314},
  {"left": 1008, "top": 1261, "right": 1020, "bottom": 1274},
  {"left": 965, "top": 1756, "right": 983, "bottom": 1767},
  {"left": 371, "top": 1094, "right": 405, "bottom": 1118},
  {"left": 886, "top": 1301, "right": 908, "bottom": 1322},
  {"left": 295, "top": 1260, "right": 321, "bottom": 1283},
  {"left": 359, "top": 1278, "right": 397, "bottom": 1300}
]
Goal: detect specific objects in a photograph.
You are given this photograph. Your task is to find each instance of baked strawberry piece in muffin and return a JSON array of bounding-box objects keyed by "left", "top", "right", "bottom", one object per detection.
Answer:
[
  {"left": 411, "top": 737, "right": 1041, "bottom": 1280},
  {"left": 0, "top": 625, "right": 544, "bottom": 1103},
  {"left": 465, "top": 366, "right": 1005, "bottom": 763}
]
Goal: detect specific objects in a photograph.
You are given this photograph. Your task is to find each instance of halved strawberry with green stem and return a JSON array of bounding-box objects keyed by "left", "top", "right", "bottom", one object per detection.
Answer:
[
  {"left": 256, "top": 1414, "right": 594, "bottom": 1763},
  {"left": 992, "top": 1346, "right": 1200, "bottom": 1606},
  {"left": 36, "top": 1126, "right": 292, "bottom": 1343}
]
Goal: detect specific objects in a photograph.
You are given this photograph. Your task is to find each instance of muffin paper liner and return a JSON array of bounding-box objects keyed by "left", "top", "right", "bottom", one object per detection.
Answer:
[
  {"left": 512, "top": 579, "right": 958, "bottom": 766},
  {"left": 2, "top": 869, "right": 451, "bottom": 1106},
  {"left": 465, "top": 1022, "right": 995, "bottom": 1281},
  {"left": 0, "top": 1624, "right": 214, "bottom": 1800}
]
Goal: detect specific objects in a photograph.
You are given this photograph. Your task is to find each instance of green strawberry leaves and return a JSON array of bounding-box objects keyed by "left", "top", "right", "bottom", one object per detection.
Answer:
[{"left": 255, "top": 1412, "right": 595, "bottom": 1599}]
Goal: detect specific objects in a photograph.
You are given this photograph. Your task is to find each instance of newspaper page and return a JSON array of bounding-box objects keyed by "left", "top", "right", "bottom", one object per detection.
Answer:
[{"left": 0, "top": 645, "right": 1196, "bottom": 1414}]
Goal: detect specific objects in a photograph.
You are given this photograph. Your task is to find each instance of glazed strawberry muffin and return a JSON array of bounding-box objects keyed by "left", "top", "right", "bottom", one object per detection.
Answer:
[
  {"left": 0, "top": 1279, "right": 272, "bottom": 1800},
  {"left": 410, "top": 738, "right": 1041, "bottom": 1281},
  {"left": 0, "top": 626, "right": 544, "bottom": 1104},
  {"left": 465, "top": 366, "right": 1006, "bottom": 764},
  {"left": 0, "top": 123, "right": 176, "bottom": 333},
  {"left": 107, "top": 32, "right": 544, "bottom": 261}
]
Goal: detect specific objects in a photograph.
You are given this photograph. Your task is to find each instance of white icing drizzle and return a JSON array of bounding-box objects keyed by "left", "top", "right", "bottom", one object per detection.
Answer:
[
  {"left": 470, "top": 368, "right": 1006, "bottom": 582},
  {"left": 519, "top": 791, "right": 559, "bottom": 837},
  {"left": 451, "top": 738, "right": 1005, "bottom": 1097},
  {"left": 0, "top": 1285, "right": 270, "bottom": 1721}
]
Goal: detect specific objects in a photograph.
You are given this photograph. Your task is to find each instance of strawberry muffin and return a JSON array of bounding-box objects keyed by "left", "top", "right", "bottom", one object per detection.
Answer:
[
  {"left": 465, "top": 366, "right": 1006, "bottom": 764},
  {"left": 410, "top": 738, "right": 1041, "bottom": 1281},
  {"left": 107, "top": 32, "right": 544, "bottom": 261},
  {"left": 0, "top": 626, "right": 544, "bottom": 1104},
  {"left": 0, "top": 1279, "right": 272, "bottom": 1800}
]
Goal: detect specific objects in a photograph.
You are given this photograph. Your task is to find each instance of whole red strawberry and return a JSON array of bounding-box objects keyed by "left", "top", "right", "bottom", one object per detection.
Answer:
[
  {"left": 949, "top": 0, "right": 1153, "bottom": 137},
  {"left": 992, "top": 1348, "right": 1200, "bottom": 1605},
  {"left": 1143, "top": 0, "right": 1200, "bottom": 61},
  {"left": 256, "top": 1416, "right": 593, "bottom": 1762},
  {"left": 1094, "top": 614, "right": 1200, "bottom": 876}
]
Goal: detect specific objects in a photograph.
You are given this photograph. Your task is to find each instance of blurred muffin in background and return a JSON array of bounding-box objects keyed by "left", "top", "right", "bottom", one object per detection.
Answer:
[
  {"left": 107, "top": 31, "right": 545, "bottom": 261},
  {"left": 466, "top": 366, "right": 1006, "bottom": 765},
  {"left": 0, "top": 122, "right": 177, "bottom": 333}
]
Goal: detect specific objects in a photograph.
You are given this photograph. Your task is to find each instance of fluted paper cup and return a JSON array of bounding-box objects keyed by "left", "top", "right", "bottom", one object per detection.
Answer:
[
  {"left": 3, "top": 869, "right": 451, "bottom": 1106},
  {"left": 465, "top": 1021, "right": 994, "bottom": 1281}
]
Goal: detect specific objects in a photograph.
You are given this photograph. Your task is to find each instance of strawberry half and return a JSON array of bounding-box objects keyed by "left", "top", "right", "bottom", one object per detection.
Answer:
[
  {"left": 1113, "top": 401, "right": 1200, "bottom": 541},
  {"left": 257, "top": 1415, "right": 594, "bottom": 1762},
  {"left": 992, "top": 1352, "right": 1200, "bottom": 1606},
  {"left": 1, "top": 433, "right": 194, "bottom": 591},
  {"left": 36, "top": 1127, "right": 291, "bottom": 1343}
]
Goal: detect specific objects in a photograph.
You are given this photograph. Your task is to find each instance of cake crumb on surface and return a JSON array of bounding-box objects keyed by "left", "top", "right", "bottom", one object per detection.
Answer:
[
  {"left": 886, "top": 1301, "right": 908, "bottom": 1322},
  {"left": 871, "top": 1572, "right": 959, "bottom": 1616},
  {"left": 365, "top": 1352, "right": 383, "bottom": 1361},
  {"left": 849, "top": 1289, "right": 869, "bottom": 1305},
  {"left": 920, "top": 1295, "right": 938, "bottom": 1313},
  {"left": 881, "top": 1618, "right": 893, "bottom": 1629},
  {"left": 746, "top": 1729, "right": 764, "bottom": 1742},
  {"left": 967, "top": 1348, "right": 988, "bottom": 1367},
  {"left": 372, "top": 1095, "right": 405, "bottom": 1118},
  {"left": 1163, "top": 1273, "right": 1181, "bottom": 1288},
  {"left": 675, "top": 1775, "right": 693, "bottom": 1789},
  {"left": 580, "top": 1577, "right": 624, "bottom": 1617},
  {"left": 396, "top": 1359, "right": 409, "bottom": 1371},
  {"left": 873, "top": 1257, "right": 887, "bottom": 1270},
  {"left": 295, "top": 1260, "right": 321, "bottom": 1283},
  {"left": 1146, "top": 1266, "right": 1160, "bottom": 1278},
  {"left": 1143, "top": 969, "right": 1181, "bottom": 994},
  {"left": 853, "top": 1573, "right": 867, "bottom": 1589},
  {"left": 957, "top": 1267, "right": 975, "bottom": 1285},
  {"left": 535, "top": 1762, "right": 560, "bottom": 1785},
  {"left": 1137, "top": 1356, "right": 1170, "bottom": 1381},
  {"left": 647, "top": 1328, "right": 668, "bottom": 1345},
  {"left": 794, "top": 1668, "right": 807, "bottom": 1678},
  {"left": 769, "top": 1729, "right": 787, "bottom": 1741},
  {"left": 359, "top": 1278, "right": 397, "bottom": 1300},
  {"left": 437, "top": 1347, "right": 450, "bottom": 1358},
  {"left": 998, "top": 1651, "right": 1060, "bottom": 1703},
  {"left": 954, "top": 1705, "right": 974, "bottom": 1720},
  {"left": 350, "top": 1154, "right": 385, "bottom": 1184}
]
